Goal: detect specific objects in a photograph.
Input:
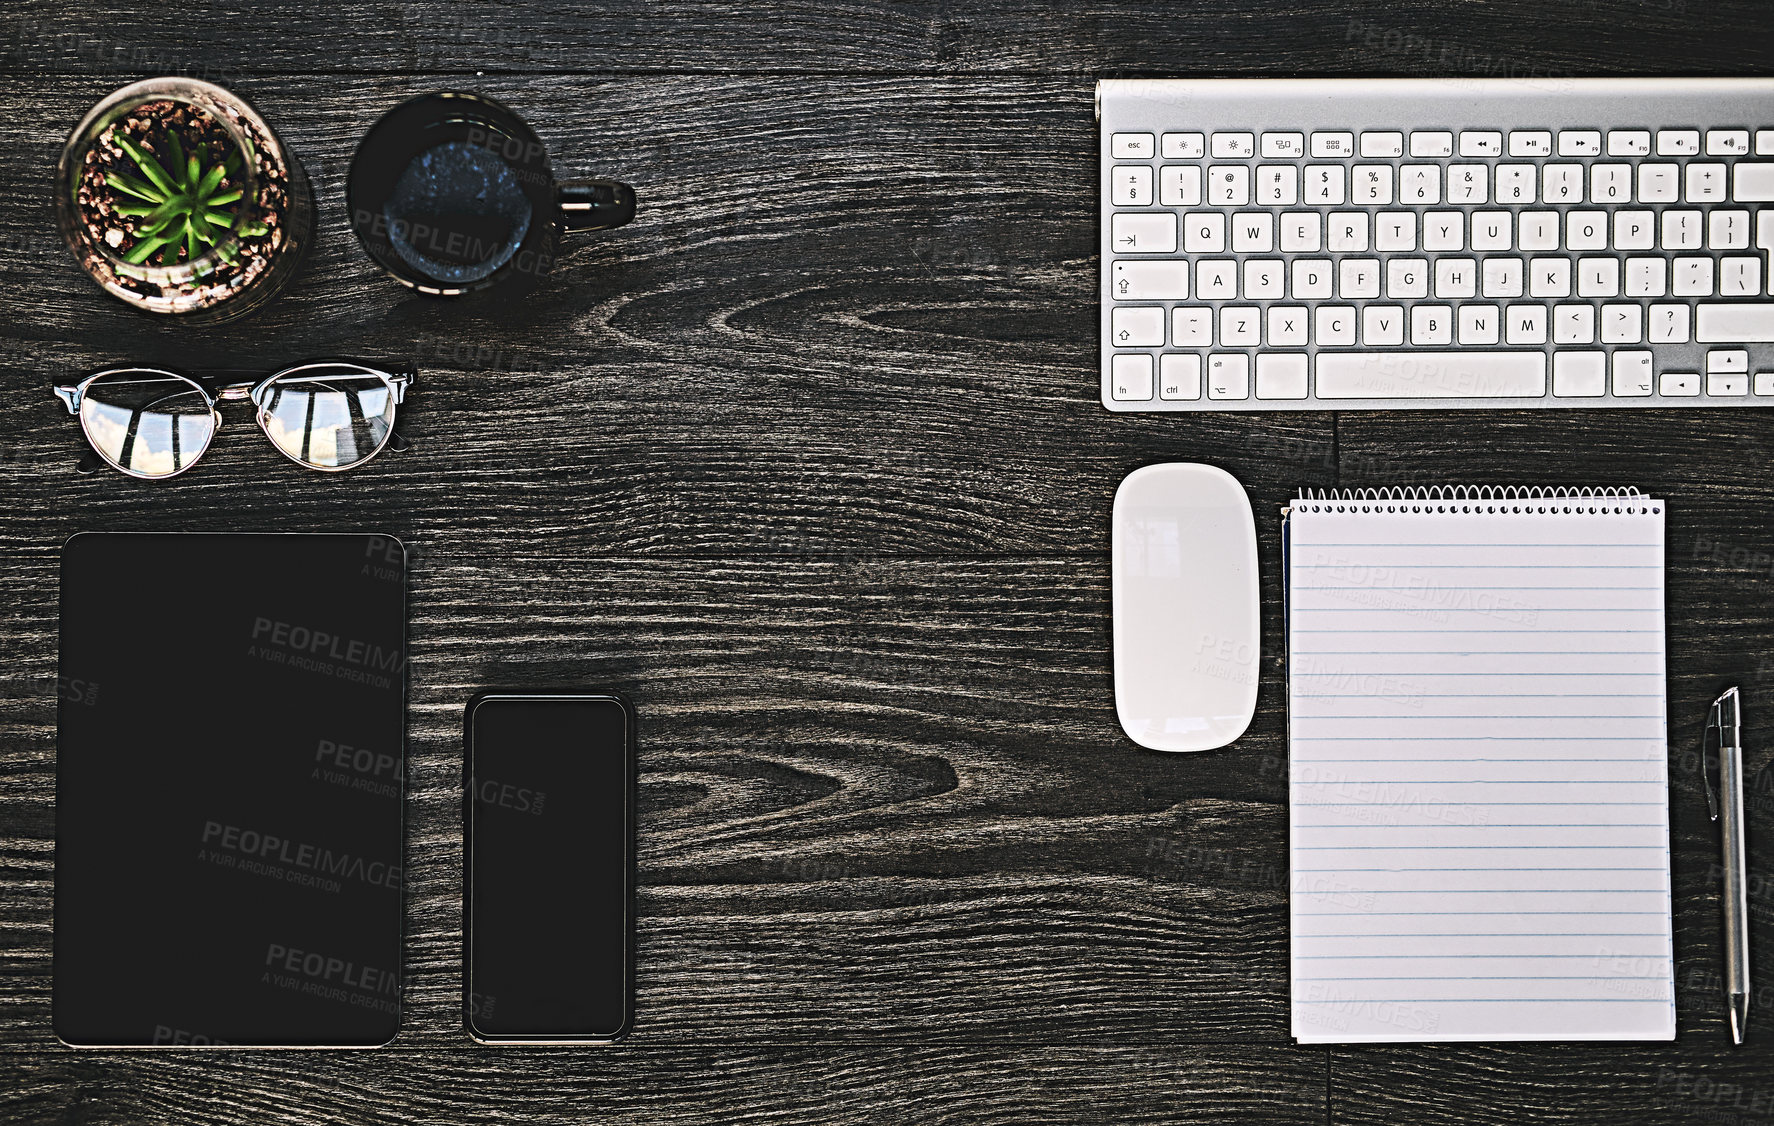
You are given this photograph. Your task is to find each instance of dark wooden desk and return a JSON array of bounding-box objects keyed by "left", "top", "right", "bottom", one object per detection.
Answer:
[{"left": 3, "top": 2, "right": 1772, "bottom": 1121}]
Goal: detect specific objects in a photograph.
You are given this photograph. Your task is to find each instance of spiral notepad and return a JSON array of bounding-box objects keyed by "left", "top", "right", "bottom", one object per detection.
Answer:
[{"left": 1285, "top": 487, "right": 1674, "bottom": 1043}]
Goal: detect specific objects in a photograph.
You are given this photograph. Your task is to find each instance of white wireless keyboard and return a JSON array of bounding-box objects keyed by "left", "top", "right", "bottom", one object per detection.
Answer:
[{"left": 1097, "top": 78, "right": 1774, "bottom": 411}]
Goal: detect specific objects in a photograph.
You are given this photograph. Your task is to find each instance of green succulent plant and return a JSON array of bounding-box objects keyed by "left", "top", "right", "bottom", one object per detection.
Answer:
[{"left": 103, "top": 128, "right": 268, "bottom": 266}]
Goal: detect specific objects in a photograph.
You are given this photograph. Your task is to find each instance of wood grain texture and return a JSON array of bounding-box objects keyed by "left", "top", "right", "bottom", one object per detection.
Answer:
[
  {"left": 2, "top": 0, "right": 1774, "bottom": 1121},
  {"left": 0, "top": 1046, "right": 1326, "bottom": 1126}
]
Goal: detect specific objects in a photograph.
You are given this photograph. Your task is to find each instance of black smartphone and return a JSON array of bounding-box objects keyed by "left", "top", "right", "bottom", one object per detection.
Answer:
[{"left": 464, "top": 692, "right": 634, "bottom": 1043}]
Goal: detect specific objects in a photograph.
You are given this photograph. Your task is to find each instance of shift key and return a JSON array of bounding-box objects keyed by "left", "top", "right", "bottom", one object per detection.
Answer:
[{"left": 1697, "top": 304, "right": 1774, "bottom": 341}]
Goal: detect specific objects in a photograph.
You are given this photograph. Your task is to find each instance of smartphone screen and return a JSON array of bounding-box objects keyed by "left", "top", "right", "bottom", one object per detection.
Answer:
[{"left": 465, "top": 694, "right": 633, "bottom": 1042}]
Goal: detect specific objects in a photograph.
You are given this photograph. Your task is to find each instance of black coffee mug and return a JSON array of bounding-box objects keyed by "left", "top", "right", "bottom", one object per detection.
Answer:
[{"left": 347, "top": 92, "right": 635, "bottom": 295}]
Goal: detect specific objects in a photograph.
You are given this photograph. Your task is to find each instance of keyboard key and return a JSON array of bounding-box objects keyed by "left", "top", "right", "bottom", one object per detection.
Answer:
[
  {"left": 1351, "top": 164, "right": 1393, "bottom": 204},
  {"left": 1111, "top": 165, "right": 1154, "bottom": 206},
  {"left": 1410, "top": 304, "right": 1453, "bottom": 345},
  {"left": 1761, "top": 131, "right": 1774, "bottom": 157},
  {"left": 1219, "top": 306, "right": 1261, "bottom": 346},
  {"left": 1110, "top": 353, "right": 1154, "bottom": 400},
  {"left": 1505, "top": 303, "right": 1546, "bottom": 345},
  {"left": 1510, "top": 131, "right": 1553, "bottom": 157},
  {"left": 1183, "top": 213, "right": 1226, "bottom": 253},
  {"left": 1720, "top": 256, "right": 1763, "bottom": 296},
  {"left": 1531, "top": 257, "right": 1572, "bottom": 298},
  {"left": 1206, "top": 354, "right": 1250, "bottom": 399},
  {"left": 1446, "top": 164, "right": 1487, "bottom": 204},
  {"left": 1327, "top": 212, "right": 1369, "bottom": 252},
  {"left": 1471, "top": 212, "right": 1512, "bottom": 251},
  {"left": 1734, "top": 163, "right": 1774, "bottom": 201},
  {"left": 1261, "top": 132, "right": 1305, "bottom": 158},
  {"left": 1460, "top": 131, "right": 1503, "bottom": 157},
  {"left": 1708, "top": 129, "right": 1751, "bottom": 156},
  {"left": 1172, "top": 307, "right": 1212, "bottom": 345},
  {"left": 1578, "top": 257, "right": 1620, "bottom": 297},
  {"left": 1708, "top": 372, "right": 1749, "bottom": 396},
  {"left": 1162, "top": 132, "right": 1205, "bottom": 158},
  {"left": 1757, "top": 371, "right": 1774, "bottom": 395},
  {"left": 1112, "top": 212, "right": 1176, "bottom": 253},
  {"left": 1211, "top": 132, "right": 1255, "bottom": 158},
  {"left": 1661, "top": 372, "right": 1700, "bottom": 396},
  {"left": 1375, "top": 212, "right": 1417, "bottom": 251},
  {"left": 1304, "top": 165, "right": 1346, "bottom": 204},
  {"left": 1360, "top": 131, "right": 1404, "bottom": 158},
  {"left": 1458, "top": 304, "right": 1500, "bottom": 345},
  {"left": 1613, "top": 350, "right": 1654, "bottom": 396},
  {"left": 1255, "top": 165, "right": 1300, "bottom": 205},
  {"left": 1316, "top": 352, "right": 1546, "bottom": 399},
  {"left": 1111, "top": 306, "right": 1165, "bottom": 347},
  {"left": 1242, "top": 259, "right": 1284, "bottom": 298},
  {"left": 1672, "top": 255, "right": 1714, "bottom": 295},
  {"left": 1159, "top": 165, "right": 1203, "bottom": 206},
  {"left": 1712, "top": 209, "right": 1752, "bottom": 248},
  {"left": 1482, "top": 258, "right": 1524, "bottom": 298},
  {"left": 1386, "top": 258, "right": 1429, "bottom": 299},
  {"left": 1590, "top": 163, "right": 1631, "bottom": 204},
  {"left": 1553, "top": 352, "right": 1606, "bottom": 396},
  {"left": 1411, "top": 131, "right": 1454, "bottom": 157},
  {"left": 1614, "top": 210, "right": 1656, "bottom": 250},
  {"left": 1159, "top": 354, "right": 1202, "bottom": 400},
  {"left": 1708, "top": 350, "right": 1749, "bottom": 372},
  {"left": 1543, "top": 164, "right": 1584, "bottom": 203},
  {"left": 1111, "top": 260, "right": 1188, "bottom": 300},
  {"left": 1601, "top": 303, "right": 1642, "bottom": 343},
  {"left": 1555, "top": 304, "right": 1596, "bottom": 344},
  {"left": 1648, "top": 304, "right": 1690, "bottom": 343},
  {"left": 1362, "top": 305, "right": 1405, "bottom": 345},
  {"left": 1696, "top": 304, "right": 1774, "bottom": 341},
  {"left": 1558, "top": 130, "right": 1602, "bottom": 157},
  {"left": 1311, "top": 132, "right": 1355, "bottom": 158},
  {"left": 1663, "top": 210, "right": 1704, "bottom": 250},
  {"left": 1316, "top": 306, "right": 1356, "bottom": 346},
  {"left": 1279, "top": 212, "right": 1323, "bottom": 252},
  {"left": 1518, "top": 212, "right": 1560, "bottom": 251},
  {"left": 1496, "top": 164, "right": 1536, "bottom": 204},
  {"left": 1232, "top": 212, "right": 1275, "bottom": 252},
  {"left": 1637, "top": 163, "right": 1679, "bottom": 203},
  {"left": 1292, "top": 260, "right": 1333, "bottom": 299},
  {"left": 1195, "top": 259, "right": 1237, "bottom": 298},
  {"left": 1608, "top": 130, "right": 1652, "bottom": 157},
  {"left": 1686, "top": 163, "right": 1728, "bottom": 202},
  {"left": 1208, "top": 165, "right": 1251, "bottom": 205},
  {"left": 1658, "top": 129, "right": 1700, "bottom": 156},
  {"left": 1111, "top": 133, "right": 1155, "bottom": 159},
  {"left": 1338, "top": 258, "right": 1381, "bottom": 298},
  {"left": 1400, "top": 164, "right": 1440, "bottom": 204},
  {"left": 1268, "top": 306, "right": 1309, "bottom": 346},
  {"left": 1625, "top": 257, "right": 1667, "bottom": 297},
  {"left": 1567, "top": 211, "right": 1609, "bottom": 251},
  {"left": 1256, "top": 354, "right": 1310, "bottom": 399},
  {"left": 1423, "top": 212, "right": 1464, "bottom": 252},
  {"left": 1434, "top": 258, "right": 1476, "bottom": 298}
]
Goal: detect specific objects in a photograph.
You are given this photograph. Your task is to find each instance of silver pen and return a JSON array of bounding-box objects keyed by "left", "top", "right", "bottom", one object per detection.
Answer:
[{"left": 1705, "top": 686, "right": 1752, "bottom": 1044}]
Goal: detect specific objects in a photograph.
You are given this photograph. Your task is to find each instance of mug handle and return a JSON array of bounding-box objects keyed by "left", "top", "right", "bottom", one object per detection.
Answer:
[{"left": 558, "top": 179, "right": 637, "bottom": 233}]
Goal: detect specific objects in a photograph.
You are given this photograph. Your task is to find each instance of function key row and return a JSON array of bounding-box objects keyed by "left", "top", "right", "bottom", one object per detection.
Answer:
[{"left": 1110, "top": 129, "right": 1774, "bottom": 162}]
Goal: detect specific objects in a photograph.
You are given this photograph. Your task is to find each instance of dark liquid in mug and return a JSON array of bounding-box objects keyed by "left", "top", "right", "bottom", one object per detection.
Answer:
[{"left": 384, "top": 141, "right": 532, "bottom": 285}]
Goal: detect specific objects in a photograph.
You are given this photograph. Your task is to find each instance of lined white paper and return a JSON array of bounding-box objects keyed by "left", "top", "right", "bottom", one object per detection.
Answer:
[{"left": 1287, "top": 494, "right": 1673, "bottom": 1043}]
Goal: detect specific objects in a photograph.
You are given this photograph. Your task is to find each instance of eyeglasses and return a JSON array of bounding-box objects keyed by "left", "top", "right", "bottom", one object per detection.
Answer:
[{"left": 54, "top": 360, "right": 415, "bottom": 479}]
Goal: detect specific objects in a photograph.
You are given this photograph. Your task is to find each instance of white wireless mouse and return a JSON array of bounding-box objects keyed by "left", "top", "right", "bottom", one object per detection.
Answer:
[{"left": 1112, "top": 463, "right": 1259, "bottom": 752}]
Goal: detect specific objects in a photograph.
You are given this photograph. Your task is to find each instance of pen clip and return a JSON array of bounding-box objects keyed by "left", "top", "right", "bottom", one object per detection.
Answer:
[{"left": 1703, "top": 698, "right": 1722, "bottom": 822}]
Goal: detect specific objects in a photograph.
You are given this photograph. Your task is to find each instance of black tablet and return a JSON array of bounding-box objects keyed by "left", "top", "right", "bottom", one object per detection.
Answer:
[{"left": 54, "top": 532, "right": 406, "bottom": 1047}]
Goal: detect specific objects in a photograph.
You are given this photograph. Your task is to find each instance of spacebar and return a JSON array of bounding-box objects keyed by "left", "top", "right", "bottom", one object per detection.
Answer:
[{"left": 1316, "top": 352, "right": 1547, "bottom": 399}]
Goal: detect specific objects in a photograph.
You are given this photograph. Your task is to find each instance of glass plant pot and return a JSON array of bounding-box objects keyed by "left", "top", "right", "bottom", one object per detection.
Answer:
[{"left": 56, "top": 78, "right": 313, "bottom": 323}]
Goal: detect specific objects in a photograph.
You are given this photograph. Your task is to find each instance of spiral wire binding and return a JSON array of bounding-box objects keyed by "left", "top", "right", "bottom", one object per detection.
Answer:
[{"left": 1289, "top": 485, "right": 1658, "bottom": 516}]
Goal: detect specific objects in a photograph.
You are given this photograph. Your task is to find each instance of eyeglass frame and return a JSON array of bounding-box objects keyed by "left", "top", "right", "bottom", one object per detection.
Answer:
[{"left": 54, "top": 360, "right": 415, "bottom": 479}]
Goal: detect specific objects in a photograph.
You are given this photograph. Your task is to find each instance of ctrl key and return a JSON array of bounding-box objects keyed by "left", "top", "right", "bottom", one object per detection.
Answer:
[{"left": 1111, "top": 354, "right": 1154, "bottom": 401}]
